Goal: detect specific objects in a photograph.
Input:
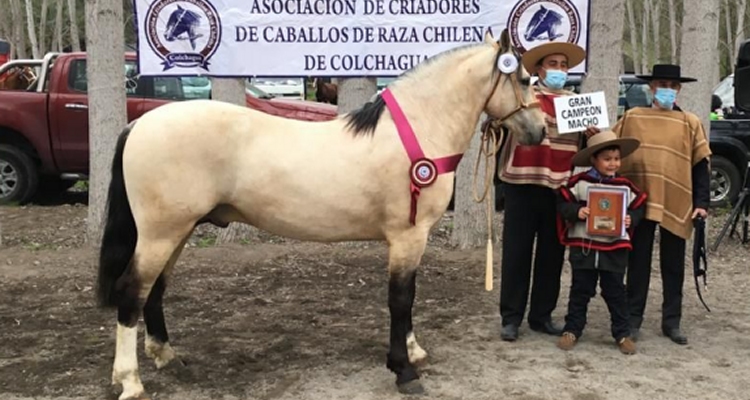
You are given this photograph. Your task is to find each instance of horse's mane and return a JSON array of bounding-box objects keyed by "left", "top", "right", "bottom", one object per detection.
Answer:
[{"left": 343, "top": 43, "right": 491, "bottom": 138}]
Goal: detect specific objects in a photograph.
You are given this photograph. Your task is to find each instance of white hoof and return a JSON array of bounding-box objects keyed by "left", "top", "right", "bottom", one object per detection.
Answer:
[
  {"left": 145, "top": 336, "right": 176, "bottom": 369},
  {"left": 118, "top": 381, "right": 146, "bottom": 400},
  {"left": 407, "top": 332, "right": 428, "bottom": 365}
]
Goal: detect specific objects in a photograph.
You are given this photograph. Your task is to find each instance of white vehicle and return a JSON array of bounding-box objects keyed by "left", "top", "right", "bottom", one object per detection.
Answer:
[
  {"left": 248, "top": 77, "right": 305, "bottom": 100},
  {"left": 713, "top": 73, "right": 734, "bottom": 109}
]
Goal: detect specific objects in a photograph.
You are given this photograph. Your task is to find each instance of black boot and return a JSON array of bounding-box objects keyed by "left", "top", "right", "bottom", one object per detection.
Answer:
[
  {"left": 662, "top": 327, "right": 688, "bottom": 345},
  {"left": 529, "top": 320, "right": 563, "bottom": 336},
  {"left": 500, "top": 324, "right": 519, "bottom": 341}
]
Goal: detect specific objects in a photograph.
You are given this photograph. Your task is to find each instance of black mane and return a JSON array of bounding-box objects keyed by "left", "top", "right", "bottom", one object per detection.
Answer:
[
  {"left": 343, "top": 95, "right": 386, "bottom": 137},
  {"left": 342, "top": 42, "right": 499, "bottom": 138}
]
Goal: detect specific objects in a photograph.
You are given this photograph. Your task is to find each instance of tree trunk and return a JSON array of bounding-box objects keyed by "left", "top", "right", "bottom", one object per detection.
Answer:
[
  {"left": 0, "top": 2, "right": 9, "bottom": 44},
  {"left": 10, "top": 0, "right": 27, "bottom": 58},
  {"left": 210, "top": 78, "right": 260, "bottom": 245},
  {"left": 24, "top": 0, "right": 40, "bottom": 58},
  {"left": 651, "top": 0, "right": 662, "bottom": 62},
  {"left": 626, "top": 0, "right": 639, "bottom": 72},
  {"left": 641, "top": 0, "right": 652, "bottom": 72},
  {"left": 678, "top": 0, "right": 720, "bottom": 140},
  {"left": 39, "top": 0, "right": 49, "bottom": 54},
  {"left": 54, "top": 0, "right": 63, "bottom": 51},
  {"left": 85, "top": 0, "right": 127, "bottom": 246},
  {"left": 67, "top": 0, "right": 80, "bottom": 51},
  {"left": 668, "top": 0, "right": 678, "bottom": 63},
  {"left": 725, "top": 0, "right": 734, "bottom": 71},
  {"left": 735, "top": 0, "right": 747, "bottom": 71},
  {"left": 336, "top": 77, "right": 377, "bottom": 114},
  {"left": 450, "top": 115, "right": 493, "bottom": 249},
  {"left": 581, "top": 0, "right": 626, "bottom": 125}
]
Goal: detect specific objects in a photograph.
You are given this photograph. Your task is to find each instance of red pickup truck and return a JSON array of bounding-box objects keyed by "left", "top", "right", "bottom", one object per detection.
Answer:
[{"left": 0, "top": 51, "right": 337, "bottom": 204}]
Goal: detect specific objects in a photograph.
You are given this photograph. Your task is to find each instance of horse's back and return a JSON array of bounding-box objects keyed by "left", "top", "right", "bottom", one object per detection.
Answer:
[{"left": 122, "top": 99, "right": 392, "bottom": 240}]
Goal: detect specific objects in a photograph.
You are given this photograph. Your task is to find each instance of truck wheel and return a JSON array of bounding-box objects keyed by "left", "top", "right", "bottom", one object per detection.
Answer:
[
  {"left": 710, "top": 155, "right": 741, "bottom": 208},
  {"left": 0, "top": 145, "right": 39, "bottom": 205}
]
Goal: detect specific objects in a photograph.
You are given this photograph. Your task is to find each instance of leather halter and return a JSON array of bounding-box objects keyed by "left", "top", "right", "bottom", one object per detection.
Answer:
[
  {"left": 491, "top": 71, "right": 541, "bottom": 124},
  {"left": 382, "top": 56, "right": 539, "bottom": 226}
]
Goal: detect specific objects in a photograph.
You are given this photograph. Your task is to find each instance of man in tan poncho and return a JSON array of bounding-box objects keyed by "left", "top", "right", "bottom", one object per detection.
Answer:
[{"left": 612, "top": 64, "right": 711, "bottom": 345}]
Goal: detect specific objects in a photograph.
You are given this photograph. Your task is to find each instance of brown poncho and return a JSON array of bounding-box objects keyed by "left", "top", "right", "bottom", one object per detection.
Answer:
[{"left": 612, "top": 107, "right": 712, "bottom": 239}]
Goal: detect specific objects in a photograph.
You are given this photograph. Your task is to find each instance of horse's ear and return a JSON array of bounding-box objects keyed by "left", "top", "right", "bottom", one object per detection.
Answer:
[
  {"left": 500, "top": 28, "right": 512, "bottom": 53},
  {"left": 484, "top": 28, "right": 499, "bottom": 48},
  {"left": 177, "top": 4, "right": 183, "bottom": 10}
]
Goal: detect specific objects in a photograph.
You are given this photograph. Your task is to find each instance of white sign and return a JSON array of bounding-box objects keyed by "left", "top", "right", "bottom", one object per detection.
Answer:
[
  {"left": 554, "top": 91, "right": 610, "bottom": 134},
  {"left": 134, "top": 0, "right": 590, "bottom": 76}
]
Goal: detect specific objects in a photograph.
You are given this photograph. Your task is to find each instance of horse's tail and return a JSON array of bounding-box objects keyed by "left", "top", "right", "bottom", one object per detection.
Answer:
[{"left": 96, "top": 121, "right": 138, "bottom": 309}]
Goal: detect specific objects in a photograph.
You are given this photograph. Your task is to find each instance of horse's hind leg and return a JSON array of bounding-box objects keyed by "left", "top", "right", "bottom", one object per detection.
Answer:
[
  {"left": 113, "top": 234, "right": 190, "bottom": 400},
  {"left": 143, "top": 234, "right": 191, "bottom": 369},
  {"left": 386, "top": 233, "right": 428, "bottom": 395}
]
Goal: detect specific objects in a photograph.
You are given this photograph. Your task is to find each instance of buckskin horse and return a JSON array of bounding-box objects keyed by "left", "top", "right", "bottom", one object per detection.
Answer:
[{"left": 97, "top": 28, "right": 546, "bottom": 400}]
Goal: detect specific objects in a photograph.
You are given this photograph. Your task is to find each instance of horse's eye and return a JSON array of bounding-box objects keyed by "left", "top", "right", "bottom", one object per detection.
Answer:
[{"left": 520, "top": 78, "right": 531, "bottom": 86}]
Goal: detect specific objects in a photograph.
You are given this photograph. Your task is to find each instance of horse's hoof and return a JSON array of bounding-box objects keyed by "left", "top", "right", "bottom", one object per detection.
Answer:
[{"left": 397, "top": 380, "right": 425, "bottom": 395}]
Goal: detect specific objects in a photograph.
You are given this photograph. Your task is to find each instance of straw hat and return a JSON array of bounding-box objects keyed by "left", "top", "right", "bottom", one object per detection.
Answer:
[
  {"left": 571, "top": 130, "right": 641, "bottom": 167},
  {"left": 521, "top": 42, "right": 586, "bottom": 74}
]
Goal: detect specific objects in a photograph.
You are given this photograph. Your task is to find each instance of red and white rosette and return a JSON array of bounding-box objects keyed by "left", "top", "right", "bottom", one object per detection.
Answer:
[{"left": 410, "top": 158, "right": 437, "bottom": 188}]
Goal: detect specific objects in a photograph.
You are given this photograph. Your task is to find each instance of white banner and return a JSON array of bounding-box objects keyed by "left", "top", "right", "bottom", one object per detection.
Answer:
[{"left": 134, "top": 0, "right": 590, "bottom": 76}]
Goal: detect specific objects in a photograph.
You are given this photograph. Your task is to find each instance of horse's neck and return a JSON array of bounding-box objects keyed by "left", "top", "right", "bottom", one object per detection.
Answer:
[{"left": 386, "top": 47, "right": 495, "bottom": 158}]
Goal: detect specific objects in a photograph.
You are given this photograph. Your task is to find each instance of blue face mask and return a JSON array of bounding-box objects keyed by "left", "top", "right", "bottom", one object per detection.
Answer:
[
  {"left": 654, "top": 87, "right": 677, "bottom": 109},
  {"left": 542, "top": 69, "right": 568, "bottom": 89}
]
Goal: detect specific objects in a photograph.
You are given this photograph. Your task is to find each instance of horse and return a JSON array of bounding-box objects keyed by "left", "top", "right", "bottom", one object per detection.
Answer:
[
  {"left": 0, "top": 66, "right": 36, "bottom": 90},
  {"left": 97, "top": 28, "right": 546, "bottom": 400},
  {"left": 164, "top": 5, "right": 203, "bottom": 50},
  {"left": 524, "top": 5, "right": 565, "bottom": 42},
  {"left": 314, "top": 77, "right": 338, "bottom": 105}
]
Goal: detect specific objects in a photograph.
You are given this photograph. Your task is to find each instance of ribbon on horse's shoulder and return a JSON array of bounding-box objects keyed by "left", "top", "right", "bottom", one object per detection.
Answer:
[{"left": 693, "top": 216, "right": 711, "bottom": 312}]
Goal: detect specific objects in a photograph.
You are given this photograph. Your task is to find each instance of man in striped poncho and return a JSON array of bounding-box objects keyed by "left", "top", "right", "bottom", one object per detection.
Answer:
[{"left": 494, "top": 41, "right": 601, "bottom": 341}]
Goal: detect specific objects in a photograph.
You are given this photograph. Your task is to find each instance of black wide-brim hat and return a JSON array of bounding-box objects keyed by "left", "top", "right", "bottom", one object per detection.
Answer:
[{"left": 636, "top": 64, "right": 697, "bottom": 82}]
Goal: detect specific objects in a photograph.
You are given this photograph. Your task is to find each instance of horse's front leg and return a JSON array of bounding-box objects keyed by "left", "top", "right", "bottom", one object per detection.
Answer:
[{"left": 386, "top": 235, "right": 428, "bottom": 395}]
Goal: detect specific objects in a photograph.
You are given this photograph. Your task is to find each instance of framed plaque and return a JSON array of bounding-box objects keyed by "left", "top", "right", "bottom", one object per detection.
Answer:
[{"left": 586, "top": 186, "right": 629, "bottom": 237}]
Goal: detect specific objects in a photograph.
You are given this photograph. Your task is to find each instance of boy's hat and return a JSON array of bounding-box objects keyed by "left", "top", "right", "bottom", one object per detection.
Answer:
[
  {"left": 521, "top": 42, "right": 587, "bottom": 74},
  {"left": 571, "top": 130, "right": 640, "bottom": 167}
]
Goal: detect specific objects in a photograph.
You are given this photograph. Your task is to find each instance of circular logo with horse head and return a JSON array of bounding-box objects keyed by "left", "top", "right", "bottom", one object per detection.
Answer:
[
  {"left": 507, "top": 0, "right": 581, "bottom": 54},
  {"left": 144, "top": 0, "right": 221, "bottom": 71}
]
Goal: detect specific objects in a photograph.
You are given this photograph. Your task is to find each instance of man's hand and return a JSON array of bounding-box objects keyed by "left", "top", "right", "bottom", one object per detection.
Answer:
[
  {"left": 625, "top": 215, "right": 632, "bottom": 228},
  {"left": 578, "top": 207, "right": 590, "bottom": 220},
  {"left": 692, "top": 208, "right": 708, "bottom": 219},
  {"left": 585, "top": 126, "right": 601, "bottom": 138}
]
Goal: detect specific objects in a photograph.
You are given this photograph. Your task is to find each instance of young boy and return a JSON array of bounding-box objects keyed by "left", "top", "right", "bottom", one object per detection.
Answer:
[{"left": 555, "top": 130, "right": 647, "bottom": 355}]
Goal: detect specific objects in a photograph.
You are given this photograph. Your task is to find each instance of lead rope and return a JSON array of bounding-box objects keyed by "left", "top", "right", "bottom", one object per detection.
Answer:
[{"left": 471, "top": 119, "right": 504, "bottom": 291}]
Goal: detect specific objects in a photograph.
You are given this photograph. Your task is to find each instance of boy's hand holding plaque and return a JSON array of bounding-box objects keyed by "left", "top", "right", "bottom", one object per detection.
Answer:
[{"left": 586, "top": 186, "right": 629, "bottom": 238}]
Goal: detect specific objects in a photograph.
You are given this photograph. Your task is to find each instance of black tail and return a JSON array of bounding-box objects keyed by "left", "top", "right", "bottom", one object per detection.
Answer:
[{"left": 97, "top": 122, "right": 138, "bottom": 308}]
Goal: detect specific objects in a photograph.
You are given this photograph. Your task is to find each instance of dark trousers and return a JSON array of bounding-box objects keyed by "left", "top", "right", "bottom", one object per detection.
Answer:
[
  {"left": 500, "top": 183, "right": 565, "bottom": 327},
  {"left": 563, "top": 269, "right": 630, "bottom": 341},
  {"left": 627, "top": 219, "right": 687, "bottom": 330}
]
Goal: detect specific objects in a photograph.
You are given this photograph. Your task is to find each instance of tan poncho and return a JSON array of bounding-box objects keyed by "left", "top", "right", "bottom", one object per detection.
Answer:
[{"left": 612, "top": 107, "right": 712, "bottom": 239}]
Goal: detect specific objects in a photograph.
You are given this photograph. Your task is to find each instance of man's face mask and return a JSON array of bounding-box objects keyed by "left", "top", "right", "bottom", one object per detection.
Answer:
[
  {"left": 543, "top": 69, "right": 568, "bottom": 89},
  {"left": 654, "top": 87, "right": 677, "bottom": 109}
]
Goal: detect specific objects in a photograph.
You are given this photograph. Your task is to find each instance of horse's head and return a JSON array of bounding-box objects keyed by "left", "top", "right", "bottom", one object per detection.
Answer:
[
  {"left": 524, "top": 6, "right": 563, "bottom": 42},
  {"left": 164, "top": 6, "right": 200, "bottom": 43},
  {"left": 482, "top": 29, "right": 546, "bottom": 145}
]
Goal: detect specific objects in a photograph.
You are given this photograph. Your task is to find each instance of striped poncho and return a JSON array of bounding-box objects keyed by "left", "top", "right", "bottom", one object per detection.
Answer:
[
  {"left": 612, "top": 107, "right": 712, "bottom": 240},
  {"left": 496, "top": 84, "right": 585, "bottom": 189}
]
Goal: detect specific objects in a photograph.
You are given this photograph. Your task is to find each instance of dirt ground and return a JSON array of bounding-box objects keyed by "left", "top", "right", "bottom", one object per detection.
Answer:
[{"left": 1, "top": 192, "right": 749, "bottom": 400}]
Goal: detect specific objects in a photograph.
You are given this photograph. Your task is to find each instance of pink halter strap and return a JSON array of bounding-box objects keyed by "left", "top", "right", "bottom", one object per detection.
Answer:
[{"left": 381, "top": 88, "right": 463, "bottom": 225}]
